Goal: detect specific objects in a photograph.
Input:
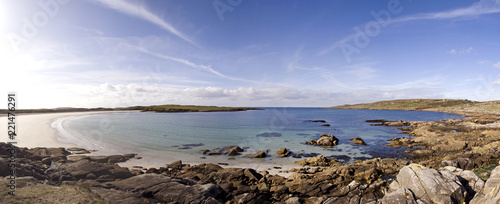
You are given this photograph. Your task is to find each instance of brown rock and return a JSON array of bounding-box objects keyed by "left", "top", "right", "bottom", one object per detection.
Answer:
[
  {"left": 350, "top": 138, "right": 367, "bottom": 145},
  {"left": 277, "top": 148, "right": 288, "bottom": 155},
  {"left": 167, "top": 160, "right": 183, "bottom": 169},
  {"left": 306, "top": 134, "right": 339, "bottom": 146},
  {"left": 244, "top": 151, "right": 267, "bottom": 158},
  {"left": 295, "top": 155, "right": 338, "bottom": 167}
]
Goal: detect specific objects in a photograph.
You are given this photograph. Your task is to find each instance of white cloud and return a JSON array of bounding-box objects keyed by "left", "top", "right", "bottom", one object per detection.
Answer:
[
  {"left": 447, "top": 47, "right": 476, "bottom": 55},
  {"left": 477, "top": 60, "right": 490, "bottom": 65},
  {"left": 395, "top": 0, "right": 500, "bottom": 22},
  {"left": 494, "top": 61, "right": 500, "bottom": 68},
  {"left": 93, "top": 0, "right": 200, "bottom": 48},
  {"left": 447, "top": 49, "right": 457, "bottom": 55},
  {"left": 52, "top": 83, "right": 447, "bottom": 108}
]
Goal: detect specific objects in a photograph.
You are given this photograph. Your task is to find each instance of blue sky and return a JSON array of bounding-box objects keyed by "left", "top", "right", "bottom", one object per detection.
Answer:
[{"left": 1, "top": 0, "right": 500, "bottom": 108}]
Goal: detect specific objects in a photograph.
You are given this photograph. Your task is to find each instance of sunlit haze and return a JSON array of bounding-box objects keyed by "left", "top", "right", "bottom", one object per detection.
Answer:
[{"left": 1, "top": 0, "right": 500, "bottom": 109}]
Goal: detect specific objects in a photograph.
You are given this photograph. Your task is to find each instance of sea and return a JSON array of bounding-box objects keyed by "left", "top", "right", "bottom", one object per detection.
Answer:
[{"left": 51, "top": 108, "right": 464, "bottom": 167}]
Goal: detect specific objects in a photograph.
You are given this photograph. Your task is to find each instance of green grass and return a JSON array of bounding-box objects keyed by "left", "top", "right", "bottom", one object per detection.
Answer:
[
  {"left": 326, "top": 99, "right": 500, "bottom": 115},
  {"left": 473, "top": 164, "right": 498, "bottom": 180},
  {"left": 0, "top": 182, "right": 107, "bottom": 203},
  {"left": 127, "top": 104, "right": 261, "bottom": 112},
  {"left": 327, "top": 99, "right": 478, "bottom": 110}
]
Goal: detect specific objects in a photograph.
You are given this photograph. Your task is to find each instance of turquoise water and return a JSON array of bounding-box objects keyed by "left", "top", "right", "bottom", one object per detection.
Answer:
[{"left": 52, "top": 108, "right": 463, "bottom": 166}]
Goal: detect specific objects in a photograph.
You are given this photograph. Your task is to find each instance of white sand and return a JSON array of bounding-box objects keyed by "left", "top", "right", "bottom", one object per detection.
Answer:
[{"left": 0, "top": 111, "right": 132, "bottom": 148}]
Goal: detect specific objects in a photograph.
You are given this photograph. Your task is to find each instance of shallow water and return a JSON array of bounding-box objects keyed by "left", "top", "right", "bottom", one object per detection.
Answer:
[{"left": 52, "top": 108, "right": 464, "bottom": 166}]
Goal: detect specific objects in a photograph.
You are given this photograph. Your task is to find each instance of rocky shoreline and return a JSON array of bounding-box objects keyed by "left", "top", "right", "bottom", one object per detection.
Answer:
[{"left": 2, "top": 106, "right": 500, "bottom": 203}]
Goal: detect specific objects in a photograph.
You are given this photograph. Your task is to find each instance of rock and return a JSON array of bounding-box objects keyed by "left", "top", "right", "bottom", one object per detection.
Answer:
[
  {"left": 306, "top": 134, "right": 339, "bottom": 146},
  {"left": 57, "top": 159, "right": 132, "bottom": 182},
  {"left": 305, "top": 197, "right": 324, "bottom": 204},
  {"left": 365, "top": 119, "right": 387, "bottom": 123},
  {"left": 276, "top": 148, "right": 292, "bottom": 158},
  {"left": 244, "top": 151, "right": 266, "bottom": 158},
  {"left": 309, "top": 120, "right": 326, "bottom": 123},
  {"left": 167, "top": 160, "right": 183, "bottom": 169},
  {"left": 380, "top": 188, "right": 418, "bottom": 204},
  {"left": 322, "top": 124, "right": 331, "bottom": 126},
  {"left": 394, "top": 164, "right": 467, "bottom": 203},
  {"left": 440, "top": 166, "right": 485, "bottom": 195},
  {"left": 294, "top": 155, "right": 338, "bottom": 167},
  {"left": 66, "top": 147, "right": 91, "bottom": 154},
  {"left": 470, "top": 166, "right": 500, "bottom": 204},
  {"left": 276, "top": 148, "right": 288, "bottom": 155},
  {"left": 207, "top": 152, "right": 223, "bottom": 156},
  {"left": 349, "top": 138, "right": 367, "bottom": 145},
  {"left": 285, "top": 197, "right": 301, "bottom": 204},
  {"left": 107, "top": 174, "right": 222, "bottom": 203},
  {"left": 90, "top": 155, "right": 128, "bottom": 163},
  {"left": 244, "top": 168, "right": 263, "bottom": 182},
  {"left": 201, "top": 149, "right": 210, "bottom": 154},
  {"left": 227, "top": 148, "right": 242, "bottom": 156}
]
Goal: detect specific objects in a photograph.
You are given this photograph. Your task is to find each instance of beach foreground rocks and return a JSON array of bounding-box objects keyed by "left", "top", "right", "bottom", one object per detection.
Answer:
[{"left": 1, "top": 139, "right": 500, "bottom": 203}]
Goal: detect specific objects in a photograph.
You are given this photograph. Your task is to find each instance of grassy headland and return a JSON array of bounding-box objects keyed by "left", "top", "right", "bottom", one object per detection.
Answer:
[{"left": 326, "top": 99, "right": 500, "bottom": 116}]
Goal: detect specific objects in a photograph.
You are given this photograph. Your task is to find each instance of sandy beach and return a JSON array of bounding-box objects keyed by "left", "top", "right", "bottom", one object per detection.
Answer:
[{"left": 0, "top": 111, "right": 134, "bottom": 148}]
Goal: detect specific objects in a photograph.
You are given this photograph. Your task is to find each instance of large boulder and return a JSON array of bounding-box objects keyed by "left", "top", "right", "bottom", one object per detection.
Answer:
[
  {"left": 380, "top": 188, "right": 418, "bottom": 204},
  {"left": 306, "top": 134, "right": 339, "bottom": 146},
  {"left": 107, "top": 174, "right": 222, "bottom": 203},
  {"left": 439, "top": 166, "right": 485, "bottom": 195},
  {"left": 470, "top": 166, "right": 500, "bottom": 204},
  {"left": 392, "top": 164, "right": 467, "bottom": 203},
  {"left": 244, "top": 151, "right": 266, "bottom": 158},
  {"left": 57, "top": 159, "right": 133, "bottom": 182}
]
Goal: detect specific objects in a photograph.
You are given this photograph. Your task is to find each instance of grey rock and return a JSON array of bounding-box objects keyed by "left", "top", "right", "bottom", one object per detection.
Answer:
[
  {"left": 381, "top": 188, "right": 418, "bottom": 204},
  {"left": 395, "top": 164, "right": 466, "bottom": 203},
  {"left": 440, "top": 166, "right": 485, "bottom": 195},
  {"left": 470, "top": 166, "right": 500, "bottom": 204}
]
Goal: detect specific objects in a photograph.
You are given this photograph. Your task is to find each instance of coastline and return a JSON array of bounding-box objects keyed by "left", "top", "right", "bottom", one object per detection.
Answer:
[
  {"left": 1, "top": 101, "right": 499, "bottom": 203},
  {"left": 0, "top": 110, "right": 301, "bottom": 175},
  {"left": 0, "top": 110, "right": 138, "bottom": 149}
]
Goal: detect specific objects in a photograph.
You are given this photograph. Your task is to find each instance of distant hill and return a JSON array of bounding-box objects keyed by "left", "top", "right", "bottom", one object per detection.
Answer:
[
  {"left": 0, "top": 105, "right": 261, "bottom": 115},
  {"left": 326, "top": 99, "right": 500, "bottom": 115},
  {"left": 118, "top": 105, "right": 262, "bottom": 112}
]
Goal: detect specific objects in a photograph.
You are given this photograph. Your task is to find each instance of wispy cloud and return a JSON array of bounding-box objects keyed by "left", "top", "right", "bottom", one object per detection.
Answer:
[
  {"left": 494, "top": 76, "right": 500, "bottom": 85},
  {"left": 287, "top": 47, "right": 321, "bottom": 71},
  {"left": 494, "top": 61, "right": 500, "bottom": 68},
  {"left": 394, "top": 0, "right": 500, "bottom": 22},
  {"left": 447, "top": 47, "right": 476, "bottom": 55},
  {"left": 134, "top": 46, "right": 257, "bottom": 83},
  {"left": 93, "top": 0, "right": 200, "bottom": 48}
]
